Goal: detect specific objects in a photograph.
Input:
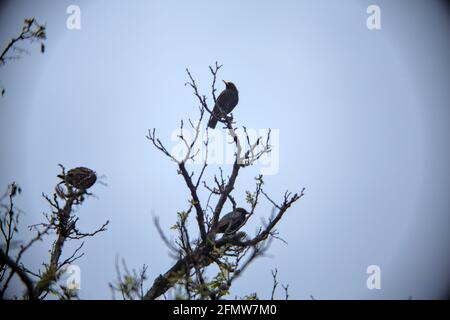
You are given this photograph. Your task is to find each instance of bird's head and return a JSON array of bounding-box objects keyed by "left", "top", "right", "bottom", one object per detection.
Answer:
[
  {"left": 236, "top": 207, "right": 250, "bottom": 217},
  {"left": 223, "top": 80, "right": 238, "bottom": 91}
]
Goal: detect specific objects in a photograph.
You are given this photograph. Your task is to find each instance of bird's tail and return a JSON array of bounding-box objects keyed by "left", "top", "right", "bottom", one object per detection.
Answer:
[{"left": 208, "top": 115, "right": 218, "bottom": 129}]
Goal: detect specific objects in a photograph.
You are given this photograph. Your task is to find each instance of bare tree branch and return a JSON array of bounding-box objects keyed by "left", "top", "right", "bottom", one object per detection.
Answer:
[
  {"left": 0, "top": 17, "right": 46, "bottom": 96},
  {"left": 271, "top": 269, "right": 279, "bottom": 300}
]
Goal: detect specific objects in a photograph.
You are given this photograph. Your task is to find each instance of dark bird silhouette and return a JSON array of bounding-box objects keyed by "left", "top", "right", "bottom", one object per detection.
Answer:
[
  {"left": 208, "top": 80, "right": 239, "bottom": 129},
  {"left": 58, "top": 167, "right": 97, "bottom": 190},
  {"left": 216, "top": 207, "right": 250, "bottom": 234}
]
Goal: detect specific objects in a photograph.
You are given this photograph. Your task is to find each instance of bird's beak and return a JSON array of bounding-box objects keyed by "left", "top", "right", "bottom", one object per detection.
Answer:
[{"left": 222, "top": 80, "right": 228, "bottom": 85}]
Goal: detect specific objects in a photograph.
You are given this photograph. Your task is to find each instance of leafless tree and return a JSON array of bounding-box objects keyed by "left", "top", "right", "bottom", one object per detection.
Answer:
[
  {"left": 0, "top": 165, "right": 108, "bottom": 299},
  {"left": 0, "top": 20, "right": 107, "bottom": 296},
  {"left": 140, "top": 62, "right": 304, "bottom": 300}
]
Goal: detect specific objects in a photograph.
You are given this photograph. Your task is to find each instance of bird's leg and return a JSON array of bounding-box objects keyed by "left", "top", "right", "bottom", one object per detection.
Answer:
[{"left": 227, "top": 113, "right": 235, "bottom": 125}]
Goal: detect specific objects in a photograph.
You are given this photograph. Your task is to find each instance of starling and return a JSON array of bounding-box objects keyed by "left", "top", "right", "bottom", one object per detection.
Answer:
[
  {"left": 216, "top": 207, "right": 250, "bottom": 234},
  {"left": 208, "top": 80, "right": 239, "bottom": 129},
  {"left": 58, "top": 167, "right": 97, "bottom": 190}
]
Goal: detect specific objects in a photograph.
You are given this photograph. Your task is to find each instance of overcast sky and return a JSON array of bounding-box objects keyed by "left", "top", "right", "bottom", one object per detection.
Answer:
[{"left": 0, "top": 0, "right": 449, "bottom": 299}]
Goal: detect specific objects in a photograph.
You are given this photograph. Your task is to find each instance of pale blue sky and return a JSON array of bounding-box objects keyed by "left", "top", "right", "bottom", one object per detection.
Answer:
[{"left": 0, "top": 0, "right": 449, "bottom": 299}]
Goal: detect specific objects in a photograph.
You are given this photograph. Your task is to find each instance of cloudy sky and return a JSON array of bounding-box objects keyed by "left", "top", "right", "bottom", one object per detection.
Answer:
[{"left": 0, "top": 0, "right": 449, "bottom": 299}]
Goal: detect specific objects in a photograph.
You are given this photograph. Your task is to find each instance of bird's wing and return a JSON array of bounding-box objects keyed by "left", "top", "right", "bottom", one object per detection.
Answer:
[
  {"left": 215, "top": 89, "right": 227, "bottom": 104},
  {"left": 213, "top": 90, "right": 231, "bottom": 115},
  {"left": 217, "top": 211, "right": 234, "bottom": 230},
  {"left": 221, "top": 90, "right": 239, "bottom": 114}
]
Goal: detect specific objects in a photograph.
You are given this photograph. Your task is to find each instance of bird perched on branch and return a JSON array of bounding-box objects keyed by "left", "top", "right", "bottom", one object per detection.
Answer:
[
  {"left": 208, "top": 80, "right": 239, "bottom": 129},
  {"left": 217, "top": 207, "right": 250, "bottom": 235},
  {"left": 58, "top": 167, "right": 97, "bottom": 190}
]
